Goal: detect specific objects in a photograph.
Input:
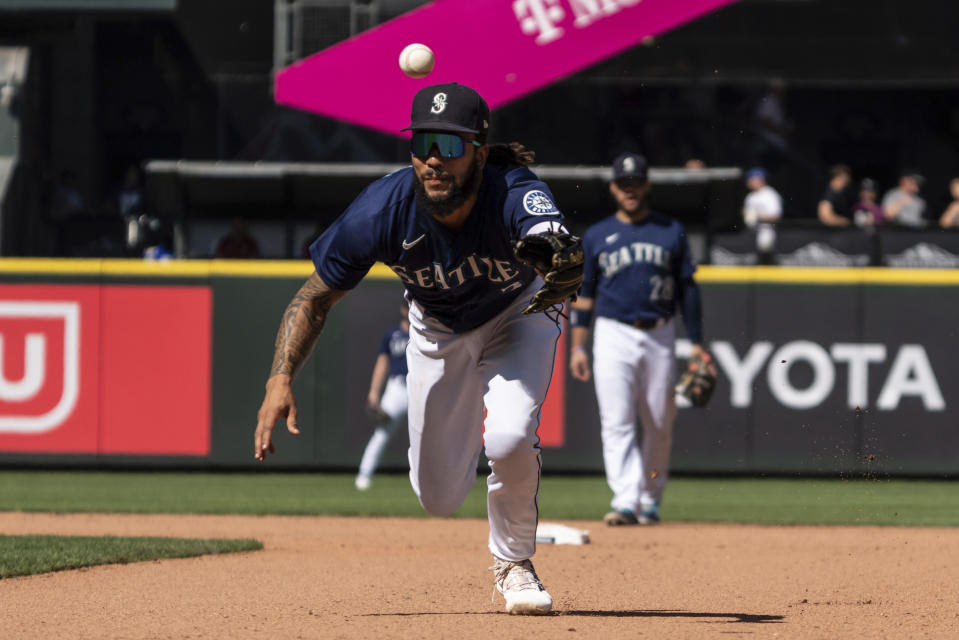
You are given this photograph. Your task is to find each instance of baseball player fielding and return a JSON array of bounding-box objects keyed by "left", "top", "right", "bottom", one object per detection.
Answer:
[{"left": 254, "top": 82, "right": 583, "bottom": 615}]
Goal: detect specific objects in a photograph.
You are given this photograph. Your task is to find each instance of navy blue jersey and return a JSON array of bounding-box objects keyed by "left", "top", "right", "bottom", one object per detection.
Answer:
[
  {"left": 310, "top": 164, "right": 565, "bottom": 332},
  {"left": 378, "top": 325, "right": 409, "bottom": 377},
  {"left": 581, "top": 213, "right": 703, "bottom": 342}
]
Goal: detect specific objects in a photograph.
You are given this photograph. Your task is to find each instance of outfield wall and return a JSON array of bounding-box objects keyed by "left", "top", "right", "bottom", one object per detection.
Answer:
[{"left": 0, "top": 259, "right": 956, "bottom": 475}]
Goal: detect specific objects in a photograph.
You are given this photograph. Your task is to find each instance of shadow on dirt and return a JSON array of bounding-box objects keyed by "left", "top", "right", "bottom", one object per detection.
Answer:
[
  {"left": 361, "top": 610, "right": 784, "bottom": 623},
  {"left": 563, "top": 610, "right": 784, "bottom": 623}
]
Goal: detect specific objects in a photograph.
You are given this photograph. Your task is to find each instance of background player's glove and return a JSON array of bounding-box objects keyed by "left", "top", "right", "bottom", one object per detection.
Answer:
[
  {"left": 675, "top": 350, "right": 717, "bottom": 408},
  {"left": 513, "top": 232, "right": 585, "bottom": 314},
  {"left": 365, "top": 401, "right": 390, "bottom": 425}
]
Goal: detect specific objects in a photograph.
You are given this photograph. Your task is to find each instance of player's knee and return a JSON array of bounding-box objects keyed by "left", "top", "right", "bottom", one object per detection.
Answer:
[
  {"left": 412, "top": 472, "right": 471, "bottom": 517},
  {"left": 416, "top": 489, "right": 464, "bottom": 517},
  {"left": 484, "top": 430, "right": 538, "bottom": 463}
]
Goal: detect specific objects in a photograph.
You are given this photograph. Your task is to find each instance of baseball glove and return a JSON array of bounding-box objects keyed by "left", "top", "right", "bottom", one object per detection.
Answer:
[
  {"left": 675, "top": 350, "right": 717, "bottom": 408},
  {"left": 512, "top": 232, "right": 585, "bottom": 314},
  {"left": 365, "top": 403, "right": 391, "bottom": 425}
]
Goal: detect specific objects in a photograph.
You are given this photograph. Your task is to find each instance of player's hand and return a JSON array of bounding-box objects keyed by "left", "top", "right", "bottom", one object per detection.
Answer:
[
  {"left": 254, "top": 375, "right": 300, "bottom": 461},
  {"left": 570, "top": 347, "right": 591, "bottom": 382}
]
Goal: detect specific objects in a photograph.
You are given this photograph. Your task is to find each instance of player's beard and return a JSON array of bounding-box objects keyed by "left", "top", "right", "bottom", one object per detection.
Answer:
[
  {"left": 413, "top": 156, "right": 483, "bottom": 218},
  {"left": 621, "top": 190, "right": 650, "bottom": 218}
]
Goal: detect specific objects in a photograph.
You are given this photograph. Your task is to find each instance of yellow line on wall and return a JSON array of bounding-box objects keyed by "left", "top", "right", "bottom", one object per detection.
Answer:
[
  {"left": 0, "top": 259, "right": 957, "bottom": 285},
  {"left": 695, "top": 265, "right": 959, "bottom": 285},
  {"left": 0, "top": 258, "right": 397, "bottom": 279}
]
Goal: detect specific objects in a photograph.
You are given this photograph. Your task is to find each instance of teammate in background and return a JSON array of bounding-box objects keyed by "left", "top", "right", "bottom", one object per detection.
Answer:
[
  {"left": 355, "top": 302, "right": 410, "bottom": 491},
  {"left": 254, "top": 83, "right": 579, "bottom": 615},
  {"left": 569, "top": 152, "right": 706, "bottom": 526},
  {"left": 818, "top": 164, "right": 854, "bottom": 227}
]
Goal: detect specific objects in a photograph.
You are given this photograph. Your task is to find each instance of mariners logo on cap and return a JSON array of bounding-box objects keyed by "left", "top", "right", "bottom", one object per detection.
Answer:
[
  {"left": 623, "top": 157, "right": 636, "bottom": 172},
  {"left": 431, "top": 92, "right": 448, "bottom": 114},
  {"left": 523, "top": 190, "right": 558, "bottom": 216}
]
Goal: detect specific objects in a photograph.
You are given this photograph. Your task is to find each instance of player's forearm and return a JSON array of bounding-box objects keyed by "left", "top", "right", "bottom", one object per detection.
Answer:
[
  {"left": 569, "top": 296, "right": 594, "bottom": 350},
  {"left": 368, "top": 355, "right": 390, "bottom": 398},
  {"left": 571, "top": 326, "right": 590, "bottom": 351},
  {"left": 269, "top": 272, "right": 346, "bottom": 380},
  {"left": 679, "top": 279, "right": 704, "bottom": 345}
]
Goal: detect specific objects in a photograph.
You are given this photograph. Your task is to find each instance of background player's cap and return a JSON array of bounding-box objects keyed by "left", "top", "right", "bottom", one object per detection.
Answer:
[
  {"left": 402, "top": 82, "right": 490, "bottom": 140},
  {"left": 612, "top": 152, "right": 648, "bottom": 182},
  {"left": 745, "top": 167, "right": 768, "bottom": 181}
]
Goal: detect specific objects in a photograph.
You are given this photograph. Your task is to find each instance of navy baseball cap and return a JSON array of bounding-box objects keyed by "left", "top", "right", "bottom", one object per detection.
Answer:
[
  {"left": 746, "top": 167, "right": 768, "bottom": 181},
  {"left": 402, "top": 83, "right": 490, "bottom": 140},
  {"left": 612, "top": 152, "right": 648, "bottom": 181}
]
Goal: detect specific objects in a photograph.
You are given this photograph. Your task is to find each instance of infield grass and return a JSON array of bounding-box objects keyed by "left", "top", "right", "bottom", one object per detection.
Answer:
[
  {"left": 1, "top": 471, "right": 958, "bottom": 526},
  {"left": 0, "top": 534, "right": 262, "bottom": 579}
]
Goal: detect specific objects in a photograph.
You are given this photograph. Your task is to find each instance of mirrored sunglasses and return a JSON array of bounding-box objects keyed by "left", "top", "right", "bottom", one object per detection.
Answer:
[{"left": 410, "top": 132, "right": 482, "bottom": 159}]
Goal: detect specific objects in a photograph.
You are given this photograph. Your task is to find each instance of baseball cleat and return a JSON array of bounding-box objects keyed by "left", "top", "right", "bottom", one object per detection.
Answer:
[
  {"left": 354, "top": 474, "right": 372, "bottom": 491},
  {"left": 604, "top": 509, "right": 639, "bottom": 526},
  {"left": 491, "top": 558, "right": 552, "bottom": 615},
  {"left": 638, "top": 502, "right": 661, "bottom": 525}
]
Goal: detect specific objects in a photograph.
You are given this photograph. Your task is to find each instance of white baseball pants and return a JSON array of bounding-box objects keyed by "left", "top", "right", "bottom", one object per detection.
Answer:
[
  {"left": 358, "top": 375, "right": 408, "bottom": 479},
  {"left": 592, "top": 316, "right": 677, "bottom": 513},
  {"left": 406, "top": 283, "right": 561, "bottom": 562}
]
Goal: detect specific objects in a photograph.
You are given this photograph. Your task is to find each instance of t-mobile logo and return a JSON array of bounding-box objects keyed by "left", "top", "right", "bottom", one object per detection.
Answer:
[
  {"left": 514, "top": 0, "right": 566, "bottom": 44},
  {"left": 0, "top": 302, "right": 80, "bottom": 433},
  {"left": 513, "top": 0, "right": 644, "bottom": 45}
]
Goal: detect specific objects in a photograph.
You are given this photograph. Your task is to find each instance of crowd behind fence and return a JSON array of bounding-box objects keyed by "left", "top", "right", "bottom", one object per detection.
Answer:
[{"left": 136, "top": 161, "right": 959, "bottom": 268}]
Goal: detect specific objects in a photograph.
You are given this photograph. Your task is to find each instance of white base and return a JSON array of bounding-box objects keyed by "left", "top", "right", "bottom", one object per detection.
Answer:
[{"left": 535, "top": 522, "right": 590, "bottom": 545}]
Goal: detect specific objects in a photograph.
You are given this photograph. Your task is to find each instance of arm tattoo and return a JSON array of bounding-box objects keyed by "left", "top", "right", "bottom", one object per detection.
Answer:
[{"left": 269, "top": 272, "right": 346, "bottom": 378}]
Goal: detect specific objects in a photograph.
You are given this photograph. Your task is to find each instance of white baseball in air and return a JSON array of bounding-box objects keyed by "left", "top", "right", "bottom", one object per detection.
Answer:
[{"left": 399, "top": 43, "right": 434, "bottom": 79}]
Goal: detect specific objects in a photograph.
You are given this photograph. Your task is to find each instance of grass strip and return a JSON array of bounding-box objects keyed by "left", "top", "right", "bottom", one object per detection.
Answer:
[
  {"left": 0, "top": 534, "right": 262, "bottom": 579},
  {"left": 0, "top": 471, "right": 957, "bottom": 526}
]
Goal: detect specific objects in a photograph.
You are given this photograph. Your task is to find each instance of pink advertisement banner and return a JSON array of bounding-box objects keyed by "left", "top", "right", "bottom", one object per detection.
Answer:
[{"left": 275, "top": 0, "right": 737, "bottom": 136}]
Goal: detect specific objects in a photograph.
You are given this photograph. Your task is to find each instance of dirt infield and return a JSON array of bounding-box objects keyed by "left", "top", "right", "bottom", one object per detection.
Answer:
[{"left": 2, "top": 513, "right": 958, "bottom": 639}]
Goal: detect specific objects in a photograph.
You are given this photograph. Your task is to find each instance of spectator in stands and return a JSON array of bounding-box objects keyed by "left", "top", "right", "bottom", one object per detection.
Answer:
[
  {"left": 742, "top": 167, "right": 782, "bottom": 227},
  {"left": 851, "top": 178, "right": 884, "bottom": 227},
  {"left": 115, "top": 165, "right": 145, "bottom": 218},
  {"left": 752, "top": 79, "right": 791, "bottom": 171},
  {"left": 51, "top": 169, "right": 87, "bottom": 219},
  {"left": 49, "top": 169, "right": 89, "bottom": 256},
  {"left": 215, "top": 218, "right": 260, "bottom": 259},
  {"left": 742, "top": 167, "right": 781, "bottom": 257},
  {"left": 684, "top": 158, "right": 706, "bottom": 170},
  {"left": 937, "top": 178, "right": 959, "bottom": 228},
  {"left": 817, "top": 164, "right": 854, "bottom": 227},
  {"left": 882, "top": 171, "right": 927, "bottom": 227}
]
